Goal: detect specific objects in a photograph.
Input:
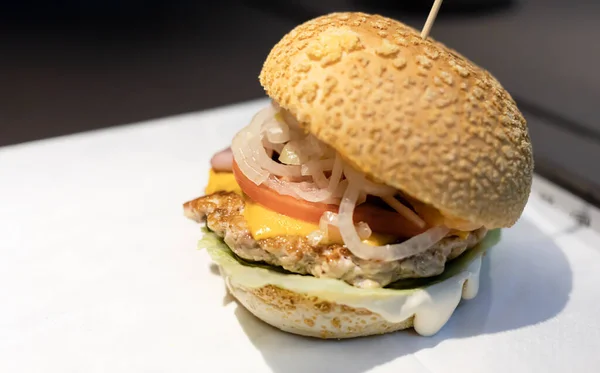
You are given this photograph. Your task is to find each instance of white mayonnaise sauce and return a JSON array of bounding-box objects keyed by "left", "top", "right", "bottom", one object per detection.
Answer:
[
  {"left": 340, "top": 253, "right": 483, "bottom": 336},
  {"left": 224, "top": 253, "right": 483, "bottom": 337}
]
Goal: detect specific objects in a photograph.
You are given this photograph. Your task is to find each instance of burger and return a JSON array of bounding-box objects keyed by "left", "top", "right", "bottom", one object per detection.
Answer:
[{"left": 183, "top": 12, "right": 533, "bottom": 338}]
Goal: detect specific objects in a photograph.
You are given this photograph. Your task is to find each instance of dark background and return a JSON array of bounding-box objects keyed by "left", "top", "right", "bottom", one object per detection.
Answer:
[{"left": 1, "top": 0, "right": 599, "bottom": 203}]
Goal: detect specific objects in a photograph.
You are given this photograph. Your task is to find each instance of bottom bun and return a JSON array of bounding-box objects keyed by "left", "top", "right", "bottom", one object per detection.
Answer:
[
  {"left": 227, "top": 281, "right": 414, "bottom": 339},
  {"left": 202, "top": 228, "right": 501, "bottom": 339}
]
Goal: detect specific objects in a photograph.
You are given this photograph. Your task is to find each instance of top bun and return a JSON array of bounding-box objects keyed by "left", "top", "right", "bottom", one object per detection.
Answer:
[{"left": 259, "top": 12, "right": 533, "bottom": 229}]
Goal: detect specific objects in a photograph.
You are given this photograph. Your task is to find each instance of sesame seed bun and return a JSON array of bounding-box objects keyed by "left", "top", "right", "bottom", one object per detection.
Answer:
[{"left": 259, "top": 12, "right": 534, "bottom": 229}]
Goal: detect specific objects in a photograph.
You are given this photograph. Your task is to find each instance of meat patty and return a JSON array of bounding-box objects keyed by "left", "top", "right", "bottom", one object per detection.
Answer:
[{"left": 184, "top": 192, "right": 488, "bottom": 288}]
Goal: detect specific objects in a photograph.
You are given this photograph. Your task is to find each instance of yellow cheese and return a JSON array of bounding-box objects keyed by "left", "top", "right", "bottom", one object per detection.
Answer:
[
  {"left": 363, "top": 233, "right": 397, "bottom": 247},
  {"left": 205, "top": 169, "right": 242, "bottom": 195},
  {"left": 204, "top": 170, "right": 395, "bottom": 246},
  {"left": 245, "top": 200, "right": 395, "bottom": 245},
  {"left": 244, "top": 200, "right": 319, "bottom": 239}
]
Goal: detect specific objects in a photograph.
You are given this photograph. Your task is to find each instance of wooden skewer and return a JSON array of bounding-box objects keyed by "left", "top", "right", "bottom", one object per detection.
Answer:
[{"left": 421, "top": 0, "right": 444, "bottom": 40}]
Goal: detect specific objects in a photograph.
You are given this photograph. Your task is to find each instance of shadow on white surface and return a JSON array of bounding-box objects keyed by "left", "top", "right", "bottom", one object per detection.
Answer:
[{"left": 226, "top": 218, "right": 572, "bottom": 373}]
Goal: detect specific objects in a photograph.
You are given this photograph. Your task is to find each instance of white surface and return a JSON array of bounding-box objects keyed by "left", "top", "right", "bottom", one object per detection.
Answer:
[{"left": 1, "top": 99, "right": 600, "bottom": 373}]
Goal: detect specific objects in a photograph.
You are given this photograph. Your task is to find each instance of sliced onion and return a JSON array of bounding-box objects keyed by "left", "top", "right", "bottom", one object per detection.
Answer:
[
  {"left": 231, "top": 129, "right": 269, "bottom": 185},
  {"left": 279, "top": 138, "right": 327, "bottom": 166},
  {"left": 245, "top": 107, "right": 302, "bottom": 178},
  {"left": 265, "top": 177, "right": 338, "bottom": 203},
  {"left": 262, "top": 138, "right": 284, "bottom": 154},
  {"left": 303, "top": 135, "right": 332, "bottom": 160},
  {"left": 381, "top": 195, "right": 427, "bottom": 228},
  {"left": 319, "top": 212, "right": 372, "bottom": 240},
  {"left": 267, "top": 150, "right": 344, "bottom": 204},
  {"left": 327, "top": 154, "right": 343, "bottom": 193},
  {"left": 333, "top": 179, "right": 349, "bottom": 198},
  {"left": 301, "top": 159, "right": 335, "bottom": 175},
  {"left": 257, "top": 140, "right": 302, "bottom": 177},
  {"left": 355, "top": 221, "right": 372, "bottom": 240},
  {"left": 263, "top": 117, "right": 290, "bottom": 144},
  {"left": 231, "top": 106, "right": 278, "bottom": 185},
  {"left": 300, "top": 160, "right": 329, "bottom": 188},
  {"left": 232, "top": 104, "right": 345, "bottom": 202},
  {"left": 309, "top": 211, "right": 371, "bottom": 245},
  {"left": 312, "top": 170, "right": 330, "bottom": 189},
  {"left": 280, "top": 109, "right": 301, "bottom": 131},
  {"left": 337, "top": 182, "right": 450, "bottom": 261},
  {"left": 278, "top": 141, "right": 306, "bottom": 165},
  {"left": 319, "top": 211, "right": 338, "bottom": 237},
  {"left": 343, "top": 165, "right": 396, "bottom": 197}
]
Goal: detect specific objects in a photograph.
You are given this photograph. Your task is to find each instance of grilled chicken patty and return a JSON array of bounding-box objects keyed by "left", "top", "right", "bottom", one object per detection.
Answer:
[{"left": 185, "top": 192, "right": 488, "bottom": 288}]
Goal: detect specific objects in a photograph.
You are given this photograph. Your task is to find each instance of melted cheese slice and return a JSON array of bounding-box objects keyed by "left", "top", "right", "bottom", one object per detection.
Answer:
[
  {"left": 205, "top": 169, "right": 242, "bottom": 195},
  {"left": 205, "top": 170, "right": 394, "bottom": 246},
  {"left": 244, "top": 200, "right": 317, "bottom": 239}
]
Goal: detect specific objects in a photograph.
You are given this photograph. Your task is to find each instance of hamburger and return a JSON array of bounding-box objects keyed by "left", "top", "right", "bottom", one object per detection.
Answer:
[{"left": 183, "top": 12, "right": 533, "bottom": 338}]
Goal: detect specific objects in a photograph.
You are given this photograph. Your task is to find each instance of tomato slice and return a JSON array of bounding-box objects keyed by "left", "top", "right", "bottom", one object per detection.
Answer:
[{"left": 232, "top": 161, "right": 427, "bottom": 238}]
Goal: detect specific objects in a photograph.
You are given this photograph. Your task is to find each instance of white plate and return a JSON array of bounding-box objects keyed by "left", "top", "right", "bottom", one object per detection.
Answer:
[{"left": 1, "top": 99, "right": 599, "bottom": 372}]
